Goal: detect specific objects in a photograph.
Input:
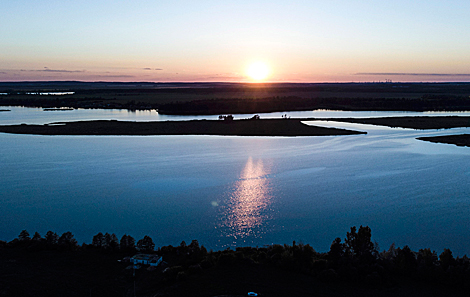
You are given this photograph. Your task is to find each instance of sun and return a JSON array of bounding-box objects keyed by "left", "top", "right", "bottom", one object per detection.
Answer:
[{"left": 246, "top": 62, "right": 270, "bottom": 81}]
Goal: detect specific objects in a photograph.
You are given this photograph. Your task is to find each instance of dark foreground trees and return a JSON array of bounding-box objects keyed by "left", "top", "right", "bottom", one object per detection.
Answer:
[{"left": 4, "top": 226, "right": 470, "bottom": 294}]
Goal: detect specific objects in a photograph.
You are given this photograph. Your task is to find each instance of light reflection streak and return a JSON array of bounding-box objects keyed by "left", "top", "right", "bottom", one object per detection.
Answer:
[{"left": 218, "top": 157, "right": 273, "bottom": 244}]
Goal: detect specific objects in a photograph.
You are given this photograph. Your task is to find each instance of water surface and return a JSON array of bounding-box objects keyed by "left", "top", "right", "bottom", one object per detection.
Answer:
[{"left": 1, "top": 107, "right": 470, "bottom": 255}]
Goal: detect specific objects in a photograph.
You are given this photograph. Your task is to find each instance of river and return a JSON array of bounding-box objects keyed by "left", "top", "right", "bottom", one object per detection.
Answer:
[{"left": 1, "top": 107, "right": 470, "bottom": 255}]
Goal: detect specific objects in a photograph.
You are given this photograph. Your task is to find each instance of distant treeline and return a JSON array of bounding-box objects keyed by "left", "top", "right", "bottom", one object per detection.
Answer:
[
  {"left": 3, "top": 95, "right": 470, "bottom": 114},
  {"left": 2, "top": 226, "right": 470, "bottom": 290},
  {"left": 0, "top": 96, "right": 153, "bottom": 111},
  {"left": 158, "top": 95, "right": 470, "bottom": 114}
]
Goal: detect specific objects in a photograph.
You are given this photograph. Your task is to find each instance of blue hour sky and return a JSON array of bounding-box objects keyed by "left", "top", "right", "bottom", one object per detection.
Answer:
[{"left": 1, "top": 0, "right": 470, "bottom": 82}]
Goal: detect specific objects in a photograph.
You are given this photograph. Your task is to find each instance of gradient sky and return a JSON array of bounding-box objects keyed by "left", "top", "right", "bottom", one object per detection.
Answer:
[{"left": 1, "top": 0, "right": 470, "bottom": 82}]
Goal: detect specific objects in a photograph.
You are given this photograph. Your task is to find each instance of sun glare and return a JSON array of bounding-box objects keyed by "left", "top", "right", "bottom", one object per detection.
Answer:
[{"left": 246, "top": 62, "right": 270, "bottom": 81}]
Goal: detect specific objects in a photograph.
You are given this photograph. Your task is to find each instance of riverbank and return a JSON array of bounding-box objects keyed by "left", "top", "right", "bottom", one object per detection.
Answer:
[
  {"left": 329, "top": 116, "right": 470, "bottom": 147},
  {"left": 0, "top": 118, "right": 366, "bottom": 136},
  {"left": 332, "top": 116, "right": 470, "bottom": 129}
]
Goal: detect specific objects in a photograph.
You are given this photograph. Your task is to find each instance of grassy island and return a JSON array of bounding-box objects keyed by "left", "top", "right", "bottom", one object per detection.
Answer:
[{"left": 0, "top": 119, "right": 366, "bottom": 137}]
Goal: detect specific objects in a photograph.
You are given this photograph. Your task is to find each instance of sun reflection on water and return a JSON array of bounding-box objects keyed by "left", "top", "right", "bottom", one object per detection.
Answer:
[{"left": 218, "top": 157, "right": 273, "bottom": 245}]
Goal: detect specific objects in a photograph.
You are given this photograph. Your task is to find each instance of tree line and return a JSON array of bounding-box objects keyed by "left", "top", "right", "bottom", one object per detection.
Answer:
[
  {"left": 2, "top": 230, "right": 156, "bottom": 253},
  {"left": 2, "top": 226, "right": 470, "bottom": 290}
]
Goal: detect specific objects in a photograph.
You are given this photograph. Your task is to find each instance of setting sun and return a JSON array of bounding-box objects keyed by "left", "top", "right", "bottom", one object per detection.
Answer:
[{"left": 246, "top": 62, "right": 270, "bottom": 81}]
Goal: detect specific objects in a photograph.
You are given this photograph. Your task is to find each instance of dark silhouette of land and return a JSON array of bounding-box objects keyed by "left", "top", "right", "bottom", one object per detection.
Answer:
[
  {"left": 2, "top": 226, "right": 469, "bottom": 297},
  {"left": 418, "top": 134, "right": 470, "bottom": 147},
  {"left": 2, "top": 82, "right": 470, "bottom": 113},
  {"left": 0, "top": 119, "right": 366, "bottom": 136}
]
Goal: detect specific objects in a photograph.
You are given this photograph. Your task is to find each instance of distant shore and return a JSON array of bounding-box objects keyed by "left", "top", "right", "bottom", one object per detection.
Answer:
[
  {"left": 0, "top": 119, "right": 366, "bottom": 137},
  {"left": 2, "top": 82, "right": 470, "bottom": 113}
]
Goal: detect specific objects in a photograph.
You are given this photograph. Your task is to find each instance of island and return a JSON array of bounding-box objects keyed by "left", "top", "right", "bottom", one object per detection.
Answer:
[
  {"left": 3, "top": 116, "right": 470, "bottom": 147},
  {"left": 0, "top": 119, "right": 366, "bottom": 137}
]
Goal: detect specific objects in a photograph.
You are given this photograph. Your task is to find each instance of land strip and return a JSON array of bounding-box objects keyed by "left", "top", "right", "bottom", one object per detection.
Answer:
[
  {"left": 417, "top": 134, "right": 470, "bottom": 147},
  {"left": 332, "top": 116, "right": 470, "bottom": 129},
  {"left": 0, "top": 119, "right": 366, "bottom": 136},
  {"left": 327, "top": 116, "right": 470, "bottom": 147}
]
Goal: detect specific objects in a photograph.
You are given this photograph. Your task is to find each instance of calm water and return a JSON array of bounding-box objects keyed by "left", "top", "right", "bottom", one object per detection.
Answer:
[{"left": 1, "top": 107, "right": 470, "bottom": 255}]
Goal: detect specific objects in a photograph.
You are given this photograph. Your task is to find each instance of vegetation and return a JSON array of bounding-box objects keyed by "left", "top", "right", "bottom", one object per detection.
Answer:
[
  {"left": 1, "top": 82, "right": 470, "bottom": 114},
  {"left": 1, "top": 226, "right": 469, "bottom": 296}
]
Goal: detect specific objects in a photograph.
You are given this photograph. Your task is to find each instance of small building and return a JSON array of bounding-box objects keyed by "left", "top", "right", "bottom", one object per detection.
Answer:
[{"left": 131, "top": 254, "right": 162, "bottom": 267}]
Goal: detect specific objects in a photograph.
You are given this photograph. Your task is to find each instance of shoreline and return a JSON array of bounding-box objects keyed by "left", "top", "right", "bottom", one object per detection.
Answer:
[{"left": 330, "top": 116, "right": 470, "bottom": 129}]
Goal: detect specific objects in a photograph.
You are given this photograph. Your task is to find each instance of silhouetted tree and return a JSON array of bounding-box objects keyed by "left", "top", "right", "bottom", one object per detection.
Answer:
[
  {"left": 328, "top": 237, "right": 344, "bottom": 267},
  {"left": 32, "top": 232, "right": 42, "bottom": 241},
  {"left": 58, "top": 231, "right": 78, "bottom": 250},
  {"left": 120, "top": 234, "right": 136, "bottom": 251},
  {"left": 189, "top": 239, "right": 199, "bottom": 250},
  {"left": 418, "top": 248, "right": 438, "bottom": 268},
  {"left": 103, "top": 233, "right": 119, "bottom": 250},
  {"left": 92, "top": 232, "right": 104, "bottom": 248},
  {"left": 439, "top": 248, "right": 455, "bottom": 271},
  {"left": 137, "top": 235, "right": 155, "bottom": 252},
  {"left": 18, "top": 230, "right": 30, "bottom": 241},
  {"left": 44, "top": 231, "right": 58, "bottom": 245},
  {"left": 344, "top": 226, "right": 375, "bottom": 262}
]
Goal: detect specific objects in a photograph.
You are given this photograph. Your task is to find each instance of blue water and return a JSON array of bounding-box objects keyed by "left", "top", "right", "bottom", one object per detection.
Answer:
[{"left": 1, "top": 107, "right": 470, "bottom": 255}]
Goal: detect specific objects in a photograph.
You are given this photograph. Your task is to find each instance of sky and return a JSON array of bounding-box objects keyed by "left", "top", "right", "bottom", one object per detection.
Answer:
[{"left": 1, "top": 0, "right": 470, "bottom": 82}]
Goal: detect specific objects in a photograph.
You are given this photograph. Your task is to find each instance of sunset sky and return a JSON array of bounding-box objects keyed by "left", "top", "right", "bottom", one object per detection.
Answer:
[{"left": 1, "top": 0, "right": 470, "bottom": 82}]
